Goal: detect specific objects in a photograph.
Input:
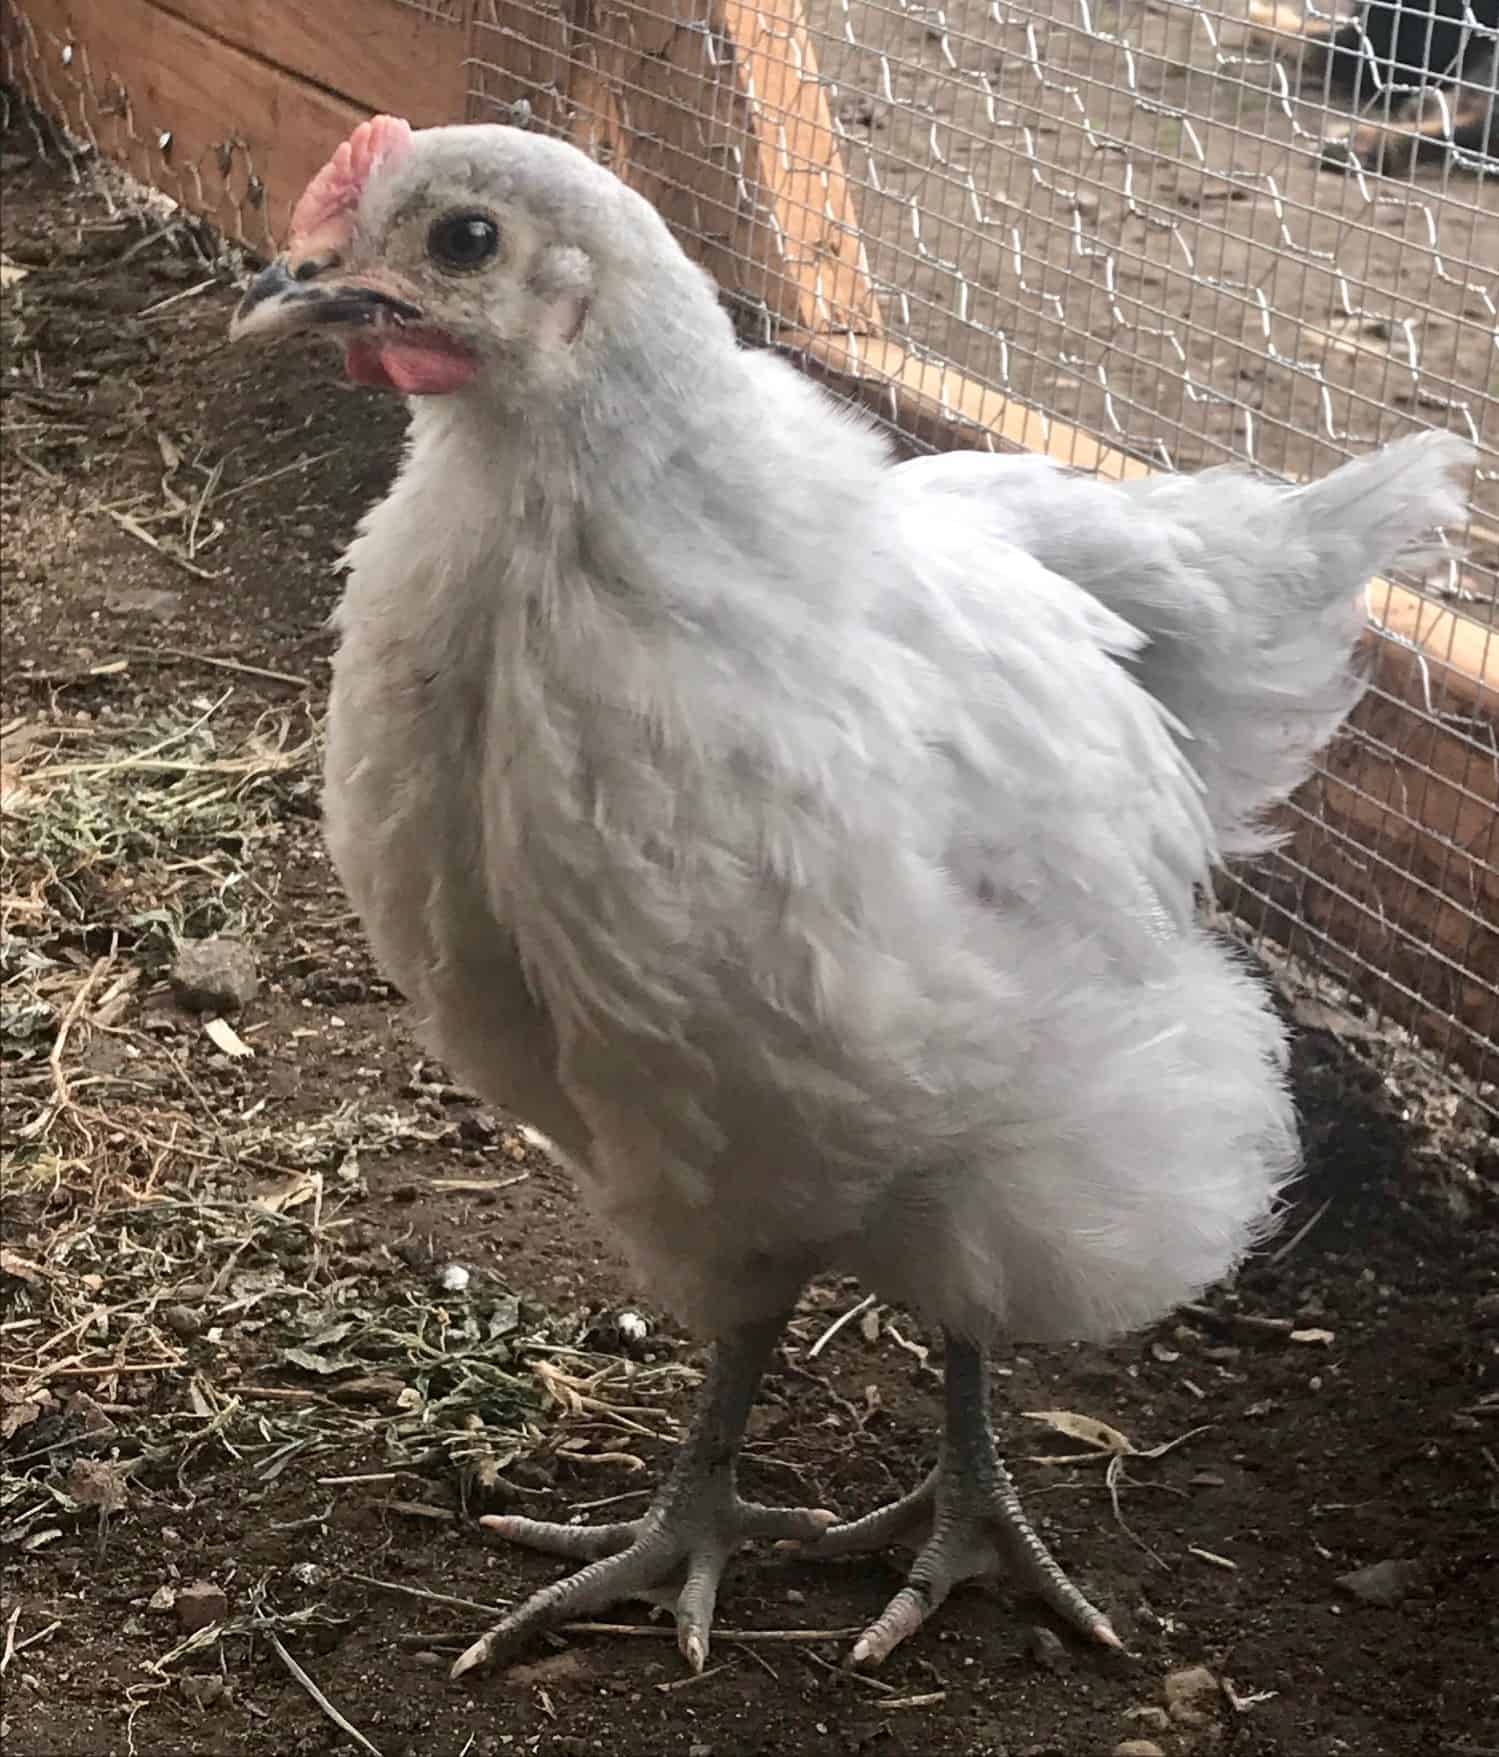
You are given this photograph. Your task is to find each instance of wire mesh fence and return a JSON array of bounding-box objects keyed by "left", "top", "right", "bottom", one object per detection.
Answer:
[{"left": 5, "top": 0, "right": 1497, "bottom": 1107}]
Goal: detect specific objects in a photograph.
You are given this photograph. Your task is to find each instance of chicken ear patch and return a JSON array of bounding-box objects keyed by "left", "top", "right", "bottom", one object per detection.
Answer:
[
  {"left": 530, "top": 244, "right": 594, "bottom": 349},
  {"left": 290, "top": 114, "right": 414, "bottom": 252}
]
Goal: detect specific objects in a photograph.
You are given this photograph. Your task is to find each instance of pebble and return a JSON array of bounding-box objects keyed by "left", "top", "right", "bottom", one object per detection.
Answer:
[
  {"left": 1335, "top": 1557, "right": 1422, "bottom": 1606},
  {"left": 162, "top": 1304, "right": 203, "bottom": 1338},
  {"left": 1124, "top": 1705, "right": 1171, "bottom": 1731},
  {"left": 175, "top": 1581, "right": 228, "bottom": 1633},
  {"left": 1165, "top": 1664, "right": 1221, "bottom": 1726},
  {"left": 65, "top": 1457, "right": 127, "bottom": 1512},
  {"left": 1025, "top": 1624, "right": 1071, "bottom": 1672},
  {"left": 170, "top": 936, "right": 260, "bottom": 1014},
  {"left": 146, "top": 1585, "right": 177, "bottom": 1616},
  {"left": 1113, "top": 1742, "right": 1166, "bottom": 1757},
  {"left": 63, "top": 1391, "right": 115, "bottom": 1434},
  {"left": 178, "top": 1675, "right": 227, "bottom": 1709}
]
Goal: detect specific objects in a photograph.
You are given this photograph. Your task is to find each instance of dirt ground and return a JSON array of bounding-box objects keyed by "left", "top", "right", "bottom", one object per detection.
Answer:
[{"left": 2, "top": 96, "right": 1498, "bottom": 1757}]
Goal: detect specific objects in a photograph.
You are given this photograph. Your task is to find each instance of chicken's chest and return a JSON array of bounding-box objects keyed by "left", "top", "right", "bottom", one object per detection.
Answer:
[{"left": 323, "top": 547, "right": 601, "bottom": 1158}]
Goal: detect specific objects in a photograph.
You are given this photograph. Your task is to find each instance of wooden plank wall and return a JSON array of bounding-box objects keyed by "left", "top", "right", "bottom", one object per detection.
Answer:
[
  {"left": 2, "top": 0, "right": 1495, "bottom": 1081},
  {"left": 1, "top": 0, "right": 466, "bottom": 250}
]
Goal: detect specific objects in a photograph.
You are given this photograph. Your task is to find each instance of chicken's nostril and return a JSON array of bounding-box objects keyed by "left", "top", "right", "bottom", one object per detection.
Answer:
[{"left": 292, "top": 250, "right": 342, "bottom": 283}]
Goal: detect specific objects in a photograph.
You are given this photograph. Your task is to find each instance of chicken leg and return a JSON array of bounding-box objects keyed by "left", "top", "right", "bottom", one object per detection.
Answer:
[
  {"left": 802, "top": 1333, "right": 1122, "bottom": 1666},
  {"left": 451, "top": 1315, "right": 836, "bottom": 1678}
]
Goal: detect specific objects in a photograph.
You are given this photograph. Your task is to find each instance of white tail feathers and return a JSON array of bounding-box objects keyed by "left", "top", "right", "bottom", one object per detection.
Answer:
[
  {"left": 1115, "top": 429, "right": 1474, "bottom": 853},
  {"left": 899, "top": 430, "right": 1475, "bottom": 857}
]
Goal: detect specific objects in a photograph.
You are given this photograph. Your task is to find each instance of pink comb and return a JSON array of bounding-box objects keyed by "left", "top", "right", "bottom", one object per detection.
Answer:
[{"left": 289, "top": 114, "right": 414, "bottom": 250}]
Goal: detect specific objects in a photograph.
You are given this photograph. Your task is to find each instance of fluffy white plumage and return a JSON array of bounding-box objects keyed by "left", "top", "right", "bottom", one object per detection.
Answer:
[{"left": 232, "top": 119, "right": 1474, "bottom": 1667}]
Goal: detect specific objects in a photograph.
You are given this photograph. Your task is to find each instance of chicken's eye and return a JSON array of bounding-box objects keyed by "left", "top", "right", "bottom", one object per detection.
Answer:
[{"left": 428, "top": 211, "right": 501, "bottom": 272}]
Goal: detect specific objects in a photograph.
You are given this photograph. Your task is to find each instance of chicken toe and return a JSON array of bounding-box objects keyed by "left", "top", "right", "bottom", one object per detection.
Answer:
[
  {"left": 452, "top": 1318, "right": 835, "bottom": 1677},
  {"left": 800, "top": 1335, "right": 1120, "bottom": 1666}
]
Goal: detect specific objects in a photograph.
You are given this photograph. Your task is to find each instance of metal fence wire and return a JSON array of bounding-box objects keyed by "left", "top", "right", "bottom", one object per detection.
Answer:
[{"left": 5, "top": 0, "right": 1497, "bottom": 1109}]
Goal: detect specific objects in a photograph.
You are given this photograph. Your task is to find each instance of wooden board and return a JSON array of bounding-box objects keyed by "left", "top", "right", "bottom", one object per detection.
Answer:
[
  {"left": 719, "top": 0, "right": 879, "bottom": 334},
  {"left": 1248, "top": 643, "right": 1498, "bottom": 1080},
  {"left": 143, "top": 0, "right": 467, "bottom": 127},
  {"left": 3, "top": 0, "right": 366, "bottom": 251},
  {"left": 466, "top": 0, "right": 880, "bottom": 335}
]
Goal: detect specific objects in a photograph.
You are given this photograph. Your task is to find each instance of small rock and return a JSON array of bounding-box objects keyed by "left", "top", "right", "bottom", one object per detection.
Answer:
[
  {"left": 162, "top": 1304, "right": 203, "bottom": 1338},
  {"left": 290, "top": 1562, "right": 323, "bottom": 1587},
  {"left": 170, "top": 937, "right": 260, "bottom": 1014},
  {"left": 179, "top": 1675, "right": 227, "bottom": 1709},
  {"left": 505, "top": 1651, "right": 587, "bottom": 1686},
  {"left": 1335, "top": 1557, "right": 1422, "bottom": 1606},
  {"left": 63, "top": 1391, "right": 115, "bottom": 1435},
  {"left": 1025, "top": 1624, "right": 1071, "bottom": 1672},
  {"left": 175, "top": 1581, "right": 228, "bottom": 1633},
  {"left": 65, "top": 1457, "right": 128, "bottom": 1513},
  {"left": 1113, "top": 1743, "right": 1166, "bottom": 1757},
  {"left": 1165, "top": 1664, "right": 1221, "bottom": 1727},
  {"left": 1125, "top": 1706, "right": 1171, "bottom": 1731},
  {"left": 104, "top": 583, "right": 181, "bottom": 620},
  {"left": 147, "top": 1585, "right": 177, "bottom": 1616},
  {"left": 437, "top": 1262, "right": 471, "bottom": 1294},
  {"left": 689, "top": 1745, "right": 715, "bottom": 1757}
]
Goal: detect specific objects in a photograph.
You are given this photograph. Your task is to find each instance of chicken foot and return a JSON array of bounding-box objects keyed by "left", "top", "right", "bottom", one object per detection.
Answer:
[
  {"left": 451, "top": 1315, "right": 836, "bottom": 1678},
  {"left": 800, "top": 1333, "right": 1121, "bottom": 1666}
]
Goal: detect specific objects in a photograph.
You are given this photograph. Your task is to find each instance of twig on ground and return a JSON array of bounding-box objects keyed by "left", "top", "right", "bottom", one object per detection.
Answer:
[
  {"left": 263, "top": 1626, "right": 385, "bottom": 1757},
  {"left": 807, "top": 1293, "right": 877, "bottom": 1360},
  {"left": 104, "top": 507, "right": 220, "bottom": 581},
  {"left": 0, "top": 1606, "right": 22, "bottom": 1677},
  {"left": 16, "top": 953, "right": 112, "bottom": 1142},
  {"left": 347, "top": 1574, "right": 513, "bottom": 1619},
  {"left": 126, "top": 645, "right": 309, "bottom": 689},
  {"left": 1267, "top": 1196, "right": 1334, "bottom": 1265},
  {"left": 1178, "top": 1303, "right": 1295, "bottom": 1341}
]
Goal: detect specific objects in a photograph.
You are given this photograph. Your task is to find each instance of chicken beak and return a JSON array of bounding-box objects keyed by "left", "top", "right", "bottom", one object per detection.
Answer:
[{"left": 230, "top": 256, "right": 422, "bottom": 343}]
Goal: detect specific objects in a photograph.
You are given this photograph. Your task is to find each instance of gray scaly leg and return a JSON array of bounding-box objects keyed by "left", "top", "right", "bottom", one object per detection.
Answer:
[
  {"left": 805, "top": 1332, "right": 1120, "bottom": 1666},
  {"left": 452, "top": 1315, "right": 835, "bottom": 1678}
]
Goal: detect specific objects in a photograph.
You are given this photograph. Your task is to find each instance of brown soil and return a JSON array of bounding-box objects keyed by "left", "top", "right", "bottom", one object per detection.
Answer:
[{"left": 2, "top": 100, "right": 1497, "bottom": 1757}]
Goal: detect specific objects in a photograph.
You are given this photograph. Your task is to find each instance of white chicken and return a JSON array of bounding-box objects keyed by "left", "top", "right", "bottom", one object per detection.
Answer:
[{"left": 231, "top": 114, "right": 1472, "bottom": 1677}]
